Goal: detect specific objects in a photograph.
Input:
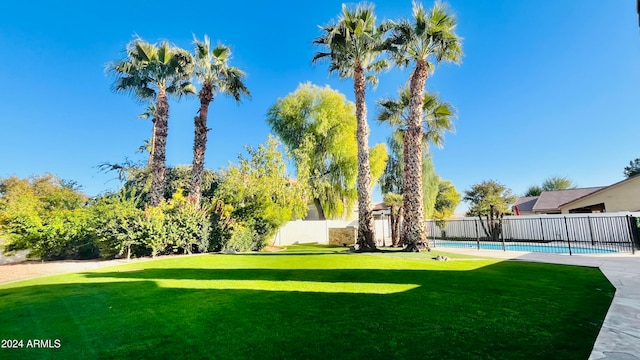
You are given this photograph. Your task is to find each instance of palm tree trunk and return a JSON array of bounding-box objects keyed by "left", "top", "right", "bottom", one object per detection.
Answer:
[
  {"left": 353, "top": 64, "right": 376, "bottom": 251},
  {"left": 390, "top": 205, "right": 403, "bottom": 247},
  {"left": 191, "top": 84, "right": 213, "bottom": 207},
  {"left": 403, "top": 60, "right": 429, "bottom": 252},
  {"left": 149, "top": 89, "right": 169, "bottom": 207},
  {"left": 148, "top": 119, "right": 156, "bottom": 168}
]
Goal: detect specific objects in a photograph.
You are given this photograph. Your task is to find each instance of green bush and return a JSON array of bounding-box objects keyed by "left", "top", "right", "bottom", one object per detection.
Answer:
[
  {"left": 5, "top": 209, "right": 99, "bottom": 260},
  {"left": 162, "top": 192, "right": 210, "bottom": 254},
  {"left": 223, "top": 222, "right": 260, "bottom": 252},
  {"left": 89, "top": 192, "right": 146, "bottom": 259},
  {"left": 1, "top": 175, "right": 98, "bottom": 260},
  {"left": 210, "top": 136, "right": 308, "bottom": 252}
]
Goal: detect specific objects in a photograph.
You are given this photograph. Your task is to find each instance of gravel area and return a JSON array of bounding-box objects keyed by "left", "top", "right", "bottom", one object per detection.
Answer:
[{"left": 0, "top": 257, "right": 154, "bottom": 285}]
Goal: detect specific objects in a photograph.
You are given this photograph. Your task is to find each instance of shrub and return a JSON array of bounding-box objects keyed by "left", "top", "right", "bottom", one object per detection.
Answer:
[
  {"left": 5, "top": 209, "right": 99, "bottom": 260},
  {"left": 89, "top": 192, "right": 146, "bottom": 259},
  {"left": 211, "top": 136, "right": 308, "bottom": 252},
  {"left": 223, "top": 222, "right": 260, "bottom": 252},
  {"left": 162, "top": 192, "right": 210, "bottom": 254}
]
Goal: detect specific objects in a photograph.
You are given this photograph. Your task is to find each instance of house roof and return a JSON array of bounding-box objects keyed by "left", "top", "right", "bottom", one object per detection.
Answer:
[
  {"left": 373, "top": 202, "right": 388, "bottom": 211},
  {"left": 532, "top": 187, "right": 605, "bottom": 211},
  {"left": 513, "top": 196, "right": 538, "bottom": 212},
  {"left": 559, "top": 174, "right": 640, "bottom": 209}
]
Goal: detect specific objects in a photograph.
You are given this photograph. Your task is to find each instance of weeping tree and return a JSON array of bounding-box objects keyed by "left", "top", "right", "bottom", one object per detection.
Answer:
[
  {"left": 109, "top": 38, "right": 196, "bottom": 206},
  {"left": 384, "top": 2, "right": 462, "bottom": 251},
  {"left": 267, "top": 83, "right": 387, "bottom": 220},
  {"left": 313, "top": 3, "right": 389, "bottom": 250},
  {"left": 433, "top": 179, "right": 461, "bottom": 230},
  {"left": 191, "top": 35, "right": 250, "bottom": 206}
]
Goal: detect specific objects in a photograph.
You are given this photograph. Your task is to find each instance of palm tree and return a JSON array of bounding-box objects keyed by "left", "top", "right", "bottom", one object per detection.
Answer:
[
  {"left": 110, "top": 38, "right": 196, "bottom": 206},
  {"left": 378, "top": 88, "right": 455, "bottom": 238},
  {"left": 313, "top": 3, "right": 389, "bottom": 251},
  {"left": 191, "top": 35, "right": 250, "bottom": 206},
  {"left": 385, "top": 1, "right": 462, "bottom": 251},
  {"left": 377, "top": 87, "right": 455, "bottom": 149}
]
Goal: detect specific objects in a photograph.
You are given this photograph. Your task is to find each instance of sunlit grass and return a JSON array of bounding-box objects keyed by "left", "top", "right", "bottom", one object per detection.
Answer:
[{"left": 0, "top": 245, "right": 614, "bottom": 359}]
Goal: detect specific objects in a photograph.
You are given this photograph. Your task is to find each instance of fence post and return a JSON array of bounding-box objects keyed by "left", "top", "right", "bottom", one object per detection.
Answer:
[
  {"left": 587, "top": 216, "right": 595, "bottom": 246},
  {"left": 626, "top": 215, "right": 636, "bottom": 255},
  {"left": 539, "top": 217, "right": 545, "bottom": 241},
  {"left": 475, "top": 220, "right": 480, "bottom": 250},
  {"left": 564, "top": 216, "right": 572, "bottom": 255},
  {"left": 500, "top": 218, "right": 506, "bottom": 251}
]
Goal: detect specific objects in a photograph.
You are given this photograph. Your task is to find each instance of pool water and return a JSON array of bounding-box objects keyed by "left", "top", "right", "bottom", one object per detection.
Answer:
[{"left": 431, "top": 240, "right": 617, "bottom": 254}]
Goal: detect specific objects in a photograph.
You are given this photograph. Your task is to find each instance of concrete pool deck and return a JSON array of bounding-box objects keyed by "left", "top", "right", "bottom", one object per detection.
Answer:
[{"left": 438, "top": 247, "right": 640, "bottom": 360}]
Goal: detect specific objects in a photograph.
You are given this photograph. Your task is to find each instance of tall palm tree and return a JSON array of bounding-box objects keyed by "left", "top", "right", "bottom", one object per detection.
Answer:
[
  {"left": 313, "top": 3, "right": 389, "bottom": 251},
  {"left": 110, "top": 38, "right": 196, "bottom": 206},
  {"left": 191, "top": 35, "right": 250, "bottom": 206},
  {"left": 385, "top": 1, "right": 462, "bottom": 251}
]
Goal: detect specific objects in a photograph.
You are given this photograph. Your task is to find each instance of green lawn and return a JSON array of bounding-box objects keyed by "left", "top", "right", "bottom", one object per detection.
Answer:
[{"left": 0, "top": 245, "right": 614, "bottom": 359}]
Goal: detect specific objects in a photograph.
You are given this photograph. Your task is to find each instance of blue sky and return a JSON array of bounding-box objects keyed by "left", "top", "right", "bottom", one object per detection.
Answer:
[{"left": 1, "top": 1, "right": 638, "bottom": 213}]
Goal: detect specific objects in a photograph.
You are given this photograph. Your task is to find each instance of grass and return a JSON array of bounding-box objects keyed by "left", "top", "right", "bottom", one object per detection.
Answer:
[{"left": 0, "top": 244, "right": 614, "bottom": 359}]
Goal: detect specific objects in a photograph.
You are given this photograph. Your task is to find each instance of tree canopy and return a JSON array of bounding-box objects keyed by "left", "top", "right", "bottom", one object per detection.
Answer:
[
  {"left": 212, "top": 136, "right": 308, "bottom": 251},
  {"left": 464, "top": 180, "right": 516, "bottom": 217},
  {"left": 433, "top": 179, "right": 461, "bottom": 223},
  {"left": 525, "top": 176, "right": 576, "bottom": 196},
  {"left": 109, "top": 37, "right": 196, "bottom": 206},
  {"left": 624, "top": 158, "right": 640, "bottom": 178},
  {"left": 267, "top": 83, "right": 387, "bottom": 219}
]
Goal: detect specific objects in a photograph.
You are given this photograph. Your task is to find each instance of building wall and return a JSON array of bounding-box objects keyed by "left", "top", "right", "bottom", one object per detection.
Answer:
[
  {"left": 560, "top": 176, "right": 640, "bottom": 213},
  {"left": 271, "top": 219, "right": 391, "bottom": 246}
]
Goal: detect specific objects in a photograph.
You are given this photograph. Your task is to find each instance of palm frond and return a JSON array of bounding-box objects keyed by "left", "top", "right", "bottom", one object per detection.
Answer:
[
  {"left": 377, "top": 86, "right": 456, "bottom": 149},
  {"left": 313, "top": 3, "right": 388, "bottom": 81},
  {"left": 192, "top": 35, "right": 251, "bottom": 103}
]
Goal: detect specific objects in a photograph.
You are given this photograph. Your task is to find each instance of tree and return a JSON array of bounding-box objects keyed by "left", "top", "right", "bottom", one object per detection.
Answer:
[
  {"left": 378, "top": 130, "right": 440, "bottom": 218},
  {"left": 624, "top": 158, "right": 640, "bottom": 178},
  {"left": 191, "top": 36, "right": 250, "bottom": 206},
  {"left": 110, "top": 37, "right": 196, "bottom": 206},
  {"left": 432, "top": 179, "right": 460, "bottom": 228},
  {"left": 464, "top": 180, "right": 516, "bottom": 241},
  {"left": 212, "top": 136, "right": 308, "bottom": 252},
  {"left": 525, "top": 176, "right": 576, "bottom": 196},
  {"left": 268, "top": 83, "right": 387, "bottom": 219},
  {"left": 377, "top": 87, "right": 455, "bottom": 149},
  {"left": 384, "top": 2, "right": 462, "bottom": 251},
  {"left": 524, "top": 185, "right": 543, "bottom": 197},
  {"left": 0, "top": 175, "right": 96, "bottom": 260},
  {"left": 383, "top": 192, "right": 403, "bottom": 247},
  {"left": 313, "top": 3, "right": 389, "bottom": 251},
  {"left": 377, "top": 88, "right": 456, "bottom": 221}
]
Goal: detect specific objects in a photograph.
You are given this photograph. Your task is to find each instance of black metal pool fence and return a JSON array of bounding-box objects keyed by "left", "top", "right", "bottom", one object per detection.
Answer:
[{"left": 425, "top": 214, "right": 640, "bottom": 255}]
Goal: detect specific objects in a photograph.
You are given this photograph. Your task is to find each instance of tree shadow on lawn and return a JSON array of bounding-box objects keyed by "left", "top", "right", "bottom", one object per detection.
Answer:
[{"left": 0, "top": 262, "right": 615, "bottom": 360}]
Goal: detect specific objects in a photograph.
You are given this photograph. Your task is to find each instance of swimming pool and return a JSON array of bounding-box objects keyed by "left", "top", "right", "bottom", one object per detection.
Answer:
[{"left": 431, "top": 240, "right": 618, "bottom": 254}]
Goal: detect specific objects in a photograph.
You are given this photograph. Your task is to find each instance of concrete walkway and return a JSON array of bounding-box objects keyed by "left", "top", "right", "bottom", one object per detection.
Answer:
[{"left": 438, "top": 247, "right": 640, "bottom": 360}]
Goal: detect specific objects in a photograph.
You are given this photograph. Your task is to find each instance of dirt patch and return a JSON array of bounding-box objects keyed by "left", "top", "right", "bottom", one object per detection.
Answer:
[
  {"left": 263, "top": 246, "right": 285, "bottom": 252},
  {"left": 0, "top": 257, "right": 156, "bottom": 285}
]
